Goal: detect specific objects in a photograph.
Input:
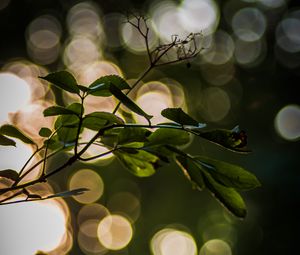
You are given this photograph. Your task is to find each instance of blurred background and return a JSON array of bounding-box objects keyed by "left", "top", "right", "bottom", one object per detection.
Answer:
[{"left": 0, "top": 0, "right": 299, "bottom": 254}]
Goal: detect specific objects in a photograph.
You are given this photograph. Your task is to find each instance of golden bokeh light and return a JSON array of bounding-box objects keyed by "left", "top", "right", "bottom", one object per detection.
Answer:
[
  {"left": 150, "top": 1, "right": 189, "bottom": 41},
  {"left": 275, "top": 104, "right": 300, "bottom": 141},
  {"left": 150, "top": 228, "right": 197, "bottom": 255},
  {"left": 121, "top": 16, "right": 158, "bottom": 53},
  {"left": 78, "top": 229, "right": 107, "bottom": 255},
  {"left": 0, "top": 72, "right": 31, "bottom": 124},
  {"left": 76, "top": 60, "right": 123, "bottom": 85},
  {"left": 8, "top": 101, "right": 55, "bottom": 147},
  {"left": 67, "top": 1, "right": 103, "bottom": 39},
  {"left": 107, "top": 192, "right": 141, "bottom": 222},
  {"left": 199, "top": 239, "right": 232, "bottom": 255},
  {"left": 97, "top": 214, "right": 133, "bottom": 250},
  {"left": 69, "top": 169, "right": 104, "bottom": 204},
  {"left": 63, "top": 36, "right": 102, "bottom": 74},
  {"left": 78, "top": 203, "right": 110, "bottom": 226},
  {"left": 0, "top": 200, "right": 70, "bottom": 255},
  {"left": 135, "top": 81, "right": 174, "bottom": 124},
  {"left": 2, "top": 60, "right": 52, "bottom": 102}
]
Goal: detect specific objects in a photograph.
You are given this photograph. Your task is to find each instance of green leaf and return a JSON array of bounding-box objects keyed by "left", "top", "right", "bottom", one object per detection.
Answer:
[
  {"left": 82, "top": 112, "right": 124, "bottom": 131},
  {"left": 197, "top": 126, "right": 251, "bottom": 153},
  {"left": 39, "top": 128, "right": 52, "bottom": 138},
  {"left": 88, "top": 75, "right": 131, "bottom": 97},
  {"left": 0, "top": 134, "right": 16, "bottom": 146},
  {"left": 202, "top": 170, "right": 247, "bottom": 218},
  {"left": 117, "top": 127, "right": 151, "bottom": 145},
  {"left": 194, "top": 156, "right": 261, "bottom": 190},
  {"left": 147, "top": 128, "right": 190, "bottom": 146},
  {"left": 54, "top": 103, "right": 83, "bottom": 143},
  {"left": 46, "top": 188, "right": 89, "bottom": 199},
  {"left": 114, "top": 150, "right": 159, "bottom": 177},
  {"left": 39, "top": 71, "right": 80, "bottom": 94},
  {"left": 44, "top": 135, "right": 64, "bottom": 150},
  {"left": 43, "top": 106, "right": 79, "bottom": 117},
  {"left": 175, "top": 155, "right": 205, "bottom": 190},
  {"left": 161, "top": 108, "right": 205, "bottom": 127},
  {"left": 0, "top": 169, "right": 19, "bottom": 181},
  {"left": 0, "top": 124, "right": 35, "bottom": 145},
  {"left": 109, "top": 83, "right": 153, "bottom": 121}
]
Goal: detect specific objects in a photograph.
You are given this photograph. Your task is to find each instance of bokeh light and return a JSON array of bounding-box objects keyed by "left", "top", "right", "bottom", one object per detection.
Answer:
[
  {"left": 150, "top": 228, "right": 197, "bottom": 255},
  {"left": 199, "top": 87, "right": 231, "bottom": 122},
  {"left": 275, "top": 104, "right": 300, "bottom": 141},
  {"left": 107, "top": 192, "right": 141, "bottom": 221},
  {"left": 0, "top": 139, "right": 33, "bottom": 173},
  {"left": 202, "top": 30, "right": 235, "bottom": 65},
  {"left": 0, "top": 200, "right": 70, "bottom": 255},
  {"left": 0, "top": 72, "right": 31, "bottom": 124},
  {"left": 67, "top": 1, "right": 103, "bottom": 39},
  {"left": 97, "top": 214, "right": 133, "bottom": 250},
  {"left": 26, "top": 15, "right": 62, "bottom": 65},
  {"left": 122, "top": 16, "right": 158, "bottom": 53},
  {"left": 63, "top": 36, "right": 102, "bottom": 74},
  {"left": 78, "top": 203, "right": 110, "bottom": 226},
  {"left": 135, "top": 81, "right": 174, "bottom": 124},
  {"left": 199, "top": 239, "right": 232, "bottom": 255},
  {"left": 69, "top": 169, "right": 104, "bottom": 204},
  {"left": 179, "top": 0, "right": 219, "bottom": 35},
  {"left": 232, "top": 7, "right": 266, "bottom": 42},
  {"left": 8, "top": 101, "right": 55, "bottom": 146},
  {"left": 2, "top": 60, "right": 52, "bottom": 102},
  {"left": 234, "top": 38, "right": 264, "bottom": 66},
  {"left": 276, "top": 11, "right": 300, "bottom": 53}
]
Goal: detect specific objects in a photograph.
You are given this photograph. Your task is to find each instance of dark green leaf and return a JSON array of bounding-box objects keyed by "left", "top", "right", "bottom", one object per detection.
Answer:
[
  {"left": 88, "top": 75, "right": 131, "bottom": 97},
  {"left": 0, "top": 134, "right": 16, "bottom": 146},
  {"left": 54, "top": 103, "right": 83, "bottom": 143},
  {"left": 39, "top": 128, "right": 52, "bottom": 138},
  {"left": 47, "top": 188, "right": 89, "bottom": 199},
  {"left": 202, "top": 171, "right": 247, "bottom": 218},
  {"left": 109, "top": 83, "right": 153, "bottom": 121},
  {"left": 0, "top": 124, "right": 35, "bottom": 145},
  {"left": 114, "top": 150, "right": 159, "bottom": 177},
  {"left": 147, "top": 128, "right": 190, "bottom": 146},
  {"left": 77, "top": 85, "right": 89, "bottom": 92},
  {"left": 0, "top": 169, "right": 19, "bottom": 181},
  {"left": 117, "top": 127, "right": 151, "bottom": 145},
  {"left": 44, "top": 135, "right": 64, "bottom": 150},
  {"left": 39, "top": 71, "right": 80, "bottom": 94},
  {"left": 161, "top": 108, "right": 204, "bottom": 127},
  {"left": 82, "top": 112, "right": 124, "bottom": 131},
  {"left": 197, "top": 127, "right": 251, "bottom": 153},
  {"left": 194, "top": 156, "right": 261, "bottom": 190},
  {"left": 43, "top": 106, "right": 79, "bottom": 117},
  {"left": 175, "top": 155, "right": 205, "bottom": 190}
]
